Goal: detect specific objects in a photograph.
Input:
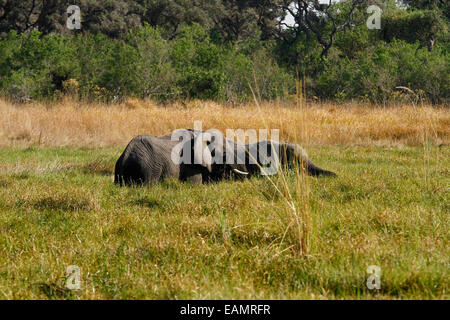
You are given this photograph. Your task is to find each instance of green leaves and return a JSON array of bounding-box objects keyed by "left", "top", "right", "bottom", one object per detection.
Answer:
[{"left": 314, "top": 39, "right": 449, "bottom": 103}]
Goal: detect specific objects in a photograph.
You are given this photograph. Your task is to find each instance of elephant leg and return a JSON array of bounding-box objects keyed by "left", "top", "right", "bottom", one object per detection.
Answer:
[
  {"left": 185, "top": 173, "right": 203, "bottom": 184},
  {"left": 180, "top": 164, "right": 204, "bottom": 184}
]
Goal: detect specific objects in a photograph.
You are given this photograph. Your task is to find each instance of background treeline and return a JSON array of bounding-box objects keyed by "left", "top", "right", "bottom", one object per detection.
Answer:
[{"left": 0, "top": 0, "right": 448, "bottom": 104}]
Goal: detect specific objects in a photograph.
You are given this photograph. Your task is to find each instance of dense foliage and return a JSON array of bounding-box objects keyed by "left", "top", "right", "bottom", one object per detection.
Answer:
[{"left": 0, "top": 0, "right": 448, "bottom": 103}]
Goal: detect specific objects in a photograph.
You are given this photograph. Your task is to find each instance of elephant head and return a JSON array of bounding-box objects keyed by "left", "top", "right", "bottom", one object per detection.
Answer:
[{"left": 240, "top": 140, "right": 336, "bottom": 177}]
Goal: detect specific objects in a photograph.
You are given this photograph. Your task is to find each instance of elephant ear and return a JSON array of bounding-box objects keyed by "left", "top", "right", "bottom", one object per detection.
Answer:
[{"left": 193, "top": 132, "right": 213, "bottom": 173}]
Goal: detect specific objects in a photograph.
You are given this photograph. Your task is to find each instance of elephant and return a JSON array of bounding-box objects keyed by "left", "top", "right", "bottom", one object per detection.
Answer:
[
  {"left": 114, "top": 129, "right": 248, "bottom": 186},
  {"left": 114, "top": 129, "right": 336, "bottom": 186},
  {"left": 206, "top": 138, "right": 337, "bottom": 179},
  {"left": 243, "top": 140, "right": 336, "bottom": 177}
]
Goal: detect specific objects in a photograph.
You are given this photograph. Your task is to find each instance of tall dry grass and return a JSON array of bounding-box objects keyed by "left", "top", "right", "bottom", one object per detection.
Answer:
[{"left": 0, "top": 97, "right": 448, "bottom": 148}]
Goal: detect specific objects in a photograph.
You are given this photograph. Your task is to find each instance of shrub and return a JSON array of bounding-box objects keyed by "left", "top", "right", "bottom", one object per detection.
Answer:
[
  {"left": 127, "top": 25, "right": 178, "bottom": 100},
  {"left": 313, "top": 40, "right": 449, "bottom": 104},
  {"left": 0, "top": 22, "right": 446, "bottom": 104},
  {"left": 381, "top": 9, "right": 448, "bottom": 50},
  {"left": 171, "top": 24, "right": 227, "bottom": 100},
  {"left": 0, "top": 30, "right": 79, "bottom": 101}
]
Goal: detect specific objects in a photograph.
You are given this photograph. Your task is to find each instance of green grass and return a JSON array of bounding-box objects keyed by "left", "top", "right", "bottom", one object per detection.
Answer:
[{"left": 0, "top": 146, "right": 448, "bottom": 299}]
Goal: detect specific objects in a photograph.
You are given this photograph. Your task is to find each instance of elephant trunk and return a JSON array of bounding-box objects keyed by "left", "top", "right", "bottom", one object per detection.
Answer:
[
  {"left": 304, "top": 159, "right": 336, "bottom": 176},
  {"left": 287, "top": 143, "right": 337, "bottom": 177}
]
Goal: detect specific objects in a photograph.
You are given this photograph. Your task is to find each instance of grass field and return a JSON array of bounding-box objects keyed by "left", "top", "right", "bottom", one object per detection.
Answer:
[{"left": 0, "top": 99, "right": 449, "bottom": 299}]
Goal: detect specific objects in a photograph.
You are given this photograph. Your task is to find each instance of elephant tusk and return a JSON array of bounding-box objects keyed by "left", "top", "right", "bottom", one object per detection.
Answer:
[{"left": 232, "top": 168, "right": 249, "bottom": 175}]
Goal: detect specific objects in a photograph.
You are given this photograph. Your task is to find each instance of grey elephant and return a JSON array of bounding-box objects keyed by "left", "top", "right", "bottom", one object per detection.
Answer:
[
  {"left": 204, "top": 138, "right": 336, "bottom": 180},
  {"left": 235, "top": 140, "right": 336, "bottom": 177},
  {"left": 114, "top": 129, "right": 248, "bottom": 186},
  {"left": 114, "top": 129, "right": 336, "bottom": 186}
]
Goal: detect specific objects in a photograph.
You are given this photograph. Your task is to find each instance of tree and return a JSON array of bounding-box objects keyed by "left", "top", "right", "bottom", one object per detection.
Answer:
[
  {"left": 402, "top": 0, "right": 447, "bottom": 10},
  {"left": 78, "top": 0, "right": 141, "bottom": 39},
  {"left": 0, "top": 0, "right": 142, "bottom": 38},
  {"left": 0, "top": 0, "right": 287, "bottom": 42},
  {"left": 0, "top": 0, "right": 70, "bottom": 37},
  {"left": 381, "top": 8, "right": 447, "bottom": 51},
  {"left": 203, "top": 0, "right": 283, "bottom": 42},
  {"left": 278, "top": 0, "right": 366, "bottom": 59},
  {"left": 135, "top": 0, "right": 213, "bottom": 39},
  {"left": 401, "top": 0, "right": 449, "bottom": 19}
]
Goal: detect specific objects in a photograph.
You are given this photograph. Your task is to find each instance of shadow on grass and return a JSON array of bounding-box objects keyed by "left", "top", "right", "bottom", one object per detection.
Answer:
[
  {"left": 135, "top": 198, "right": 160, "bottom": 209},
  {"left": 0, "top": 176, "right": 9, "bottom": 187},
  {"left": 80, "top": 159, "right": 114, "bottom": 176},
  {"left": 36, "top": 282, "right": 76, "bottom": 300},
  {"left": 30, "top": 197, "right": 94, "bottom": 212}
]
